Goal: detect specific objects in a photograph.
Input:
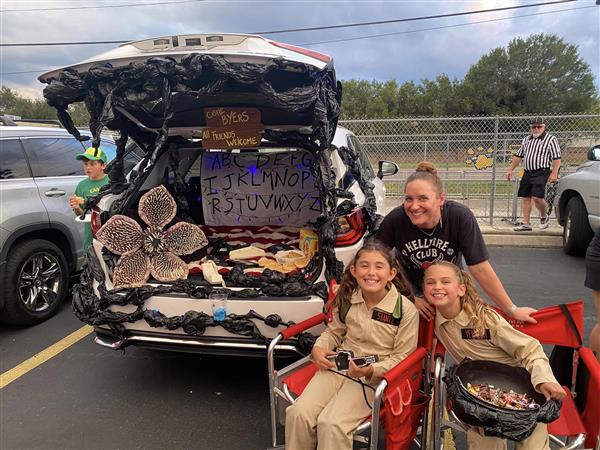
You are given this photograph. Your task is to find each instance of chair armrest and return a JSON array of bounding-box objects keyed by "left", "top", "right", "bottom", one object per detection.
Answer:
[{"left": 280, "top": 312, "right": 327, "bottom": 340}]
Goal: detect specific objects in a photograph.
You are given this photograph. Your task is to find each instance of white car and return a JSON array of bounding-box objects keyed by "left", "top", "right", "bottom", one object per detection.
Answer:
[
  {"left": 39, "top": 34, "right": 398, "bottom": 355},
  {"left": 554, "top": 144, "right": 600, "bottom": 256}
]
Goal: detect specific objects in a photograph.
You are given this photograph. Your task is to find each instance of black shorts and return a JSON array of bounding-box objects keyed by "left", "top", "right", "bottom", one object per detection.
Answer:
[
  {"left": 585, "top": 233, "right": 600, "bottom": 291},
  {"left": 518, "top": 168, "right": 550, "bottom": 198}
]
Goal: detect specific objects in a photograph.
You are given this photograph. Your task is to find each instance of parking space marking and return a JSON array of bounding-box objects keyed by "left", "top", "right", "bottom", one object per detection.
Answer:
[{"left": 0, "top": 325, "right": 93, "bottom": 389}]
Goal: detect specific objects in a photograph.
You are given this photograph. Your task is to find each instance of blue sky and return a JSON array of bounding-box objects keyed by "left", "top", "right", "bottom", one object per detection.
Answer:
[{"left": 1, "top": 0, "right": 598, "bottom": 99}]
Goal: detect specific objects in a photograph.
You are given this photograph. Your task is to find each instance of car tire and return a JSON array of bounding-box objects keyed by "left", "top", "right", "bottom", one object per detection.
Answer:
[
  {"left": 563, "top": 196, "right": 594, "bottom": 256},
  {"left": 1, "top": 239, "right": 69, "bottom": 325}
]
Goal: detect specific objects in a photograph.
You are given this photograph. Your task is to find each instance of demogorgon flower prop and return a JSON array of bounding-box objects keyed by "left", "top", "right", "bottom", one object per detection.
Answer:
[{"left": 97, "top": 185, "right": 208, "bottom": 288}]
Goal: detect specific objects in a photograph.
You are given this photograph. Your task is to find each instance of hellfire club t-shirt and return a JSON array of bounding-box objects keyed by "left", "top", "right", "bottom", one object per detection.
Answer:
[{"left": 376, "top": 200, "right": 489, "bottom": 292}]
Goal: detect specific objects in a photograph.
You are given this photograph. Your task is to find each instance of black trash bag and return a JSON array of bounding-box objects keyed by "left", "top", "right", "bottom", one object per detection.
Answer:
[
  {"left": 336, "top": 199, "right": 357, "bottom": 216},
  {"left": 445, "top": 360, "right": 561, "bottom": 441},
  {"left": 225, "top": 266, "right": 263, "bottom": 288},
  {"left": 296, "top": 332, "right": 317, "bottom": 355}
]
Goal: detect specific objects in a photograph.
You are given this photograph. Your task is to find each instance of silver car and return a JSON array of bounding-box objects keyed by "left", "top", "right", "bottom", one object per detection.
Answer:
[
  {"left": 554, "top": 144, "right": 600, "bottom": 256},
  {"left": 0, "top": 126, "right": 141, "bottom": 324}
]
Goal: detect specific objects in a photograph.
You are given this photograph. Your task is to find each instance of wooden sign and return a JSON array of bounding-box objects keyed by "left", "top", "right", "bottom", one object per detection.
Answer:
[
  {"left": 201, "top": 125, "right": 262, "bottom": 149},
  {"left": 204, "top": 107, "right": 261, "bottom": 127}
]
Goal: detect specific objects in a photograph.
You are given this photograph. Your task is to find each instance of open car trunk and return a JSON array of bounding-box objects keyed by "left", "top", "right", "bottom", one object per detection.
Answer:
[
  {"left": 99, "top": 146, "right": 324, "bottom": 290},
  {"left": 38, "top": 36, "right": 380, "bottom": 354}
]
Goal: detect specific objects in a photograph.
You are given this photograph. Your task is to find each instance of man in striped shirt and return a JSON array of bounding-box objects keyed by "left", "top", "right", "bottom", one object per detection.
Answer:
[{"left": 507, "top": 116, "right": 561, "bottom": 231}]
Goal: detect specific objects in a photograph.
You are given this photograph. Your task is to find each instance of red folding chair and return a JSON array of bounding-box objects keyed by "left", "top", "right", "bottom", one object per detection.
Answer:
[
  {"left": 267, "top": 312, "right": 435, "bottom": 449},
  {"left": 429, "top": 300, "right": 600, "bottom": 450}
]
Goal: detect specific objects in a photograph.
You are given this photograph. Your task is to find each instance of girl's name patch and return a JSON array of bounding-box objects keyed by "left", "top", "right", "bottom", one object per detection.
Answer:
[
  {"left": 461, "top": 328, "right": 491, "bottom": 340},
  {"left": 371, "top": 309, "right": 400, "bottom": 326}
]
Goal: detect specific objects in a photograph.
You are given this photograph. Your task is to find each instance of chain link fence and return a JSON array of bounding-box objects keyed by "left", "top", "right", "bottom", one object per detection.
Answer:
[{"left": 340, "top": 114, "right": 600, "bottom": 226}]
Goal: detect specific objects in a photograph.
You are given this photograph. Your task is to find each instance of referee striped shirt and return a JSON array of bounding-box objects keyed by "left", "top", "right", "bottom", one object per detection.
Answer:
[{"left": 516, "top": 132, "right": 561, "bottom": 171}]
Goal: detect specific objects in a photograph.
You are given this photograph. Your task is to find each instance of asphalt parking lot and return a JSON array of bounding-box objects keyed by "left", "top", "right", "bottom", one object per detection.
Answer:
[{"left": 0, "top": 247, "right": 592, "bottom": 450}]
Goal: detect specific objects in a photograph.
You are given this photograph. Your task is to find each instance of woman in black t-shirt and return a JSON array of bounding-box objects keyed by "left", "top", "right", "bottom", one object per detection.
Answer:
[{"left": 376, "top": 162, "right": 537, "bottom": 323}]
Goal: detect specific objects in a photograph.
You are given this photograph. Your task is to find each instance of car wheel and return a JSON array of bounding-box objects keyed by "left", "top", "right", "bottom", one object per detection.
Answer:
[
  {"left": 1, "top": 239, "right": 69, "bottom": 325},
  {"left": 563, "top": 196, "right": 594, "bottom": 256}
]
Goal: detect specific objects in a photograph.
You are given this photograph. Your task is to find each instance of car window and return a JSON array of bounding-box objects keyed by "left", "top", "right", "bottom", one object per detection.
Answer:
[
  {"left": 347, "top": 135, "right": 375, "bottom": 179},
  {"left": 100, "top": 140, "right": 117, "bottom": 161},
  {"left": 22, "top": 137, "right": 86, "bottom": 177},
  {"left": 101, "top": 140, "right": 145, "bottom": 174},
  {"left": 0, "top": 139, "right": 31, "bottom": 179}
]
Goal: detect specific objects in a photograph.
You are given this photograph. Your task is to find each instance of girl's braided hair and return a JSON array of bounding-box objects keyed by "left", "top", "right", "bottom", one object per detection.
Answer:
[
  {"left": 334, "top": 239, "right": 413, "bottom": 321},
  {"left": 427, "top": 261, "right": 499, "bottom": 337}
]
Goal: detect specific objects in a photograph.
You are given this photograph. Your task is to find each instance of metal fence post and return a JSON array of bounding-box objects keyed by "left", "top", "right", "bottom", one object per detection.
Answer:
[
  {"left": 445, "top": 135, "right": 450, "bottom": 170},
  {"left": 489, "top": 117, "right": 499, "bottom": 226}
]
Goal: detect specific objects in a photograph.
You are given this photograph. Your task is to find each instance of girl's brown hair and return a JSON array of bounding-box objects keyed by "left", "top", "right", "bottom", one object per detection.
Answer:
[
  {"left": 334, "top": 239, "right": 413, "bottom": 321},
  {"left": 405, "top": 161, "right": 444, "bottom": 196},
  {"left": 426, "top": 261, "right": 499, "bottom": 337}
]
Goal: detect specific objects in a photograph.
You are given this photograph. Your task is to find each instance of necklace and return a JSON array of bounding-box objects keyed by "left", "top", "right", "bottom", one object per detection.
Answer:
[
  {"left": 418, "top": 214, "right": 443, "bottom": 238},
  {"left": 418, "top": 224, "right": 438, "bottom": 237}
]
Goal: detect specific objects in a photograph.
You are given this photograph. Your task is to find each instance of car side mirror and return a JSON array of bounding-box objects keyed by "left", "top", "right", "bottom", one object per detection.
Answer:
[
  {"left": 587, "top": 145, "right": 600, "bottom": 161},
  {"left": 377, "top": 161, "right": 399, "bottom": 179}
]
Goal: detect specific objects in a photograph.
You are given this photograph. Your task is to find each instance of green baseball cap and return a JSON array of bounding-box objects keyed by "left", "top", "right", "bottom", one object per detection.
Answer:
[{"left": 76, "top": 146, "right": 108, "bottom": 164}]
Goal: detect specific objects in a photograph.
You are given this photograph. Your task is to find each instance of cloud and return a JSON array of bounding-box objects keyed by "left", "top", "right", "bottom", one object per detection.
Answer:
[{"left": 1, "top": 0, "right": 598, "bottom": 98}]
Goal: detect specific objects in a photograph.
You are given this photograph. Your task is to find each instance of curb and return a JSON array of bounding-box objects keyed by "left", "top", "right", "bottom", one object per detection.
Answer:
[{"left": 480, "top": 226, "right": 563, "bottom": 248}]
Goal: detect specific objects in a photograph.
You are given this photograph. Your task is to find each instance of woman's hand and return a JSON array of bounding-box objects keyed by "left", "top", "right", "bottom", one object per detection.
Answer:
[
  {"left": 347, "top": 360, "right": 374, "bottom": 379},
  {"left": 510, "top": 306, "right": 538, "bottom": 324},
  {"left": 311, "top": 345, "right": 335, "bottom": 370},
  {"left": 414, "top": 296, "right": 435, "bottom": 321},
  {"left": 537, "top": 382, "right": 566, "bottom": 401}
]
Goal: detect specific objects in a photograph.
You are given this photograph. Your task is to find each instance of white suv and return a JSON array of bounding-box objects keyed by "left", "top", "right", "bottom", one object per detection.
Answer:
[
  {"left": 39, "top": 34, "right": 398, "bottom": 355},
  {"left": 554, "top": 144, "right": 600, "bottom": 255}
]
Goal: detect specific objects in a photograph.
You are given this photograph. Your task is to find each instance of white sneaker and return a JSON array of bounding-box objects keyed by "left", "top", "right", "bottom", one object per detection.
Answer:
[
  {"left": 539, "top": 216, "right": 550, "bottom": 230},
  {"left": 514, "top": 224, "right": 533, "bottom": 232}
]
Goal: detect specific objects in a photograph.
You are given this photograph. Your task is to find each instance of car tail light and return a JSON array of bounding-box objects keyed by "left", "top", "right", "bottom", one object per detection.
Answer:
[
  {"left": 91, "top": 208, "right": 103, "bottom": 237},
  {"left": 335, "top": 208, "right": 365, "bottom": 246},
  {"left": 267, "top": 40, "right": 331, "bottom": 63}
]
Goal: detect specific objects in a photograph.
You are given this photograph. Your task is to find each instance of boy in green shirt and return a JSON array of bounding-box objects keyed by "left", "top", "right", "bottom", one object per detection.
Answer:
[{"left": 69, "top": 147, "right": 110, "bottom": 252}]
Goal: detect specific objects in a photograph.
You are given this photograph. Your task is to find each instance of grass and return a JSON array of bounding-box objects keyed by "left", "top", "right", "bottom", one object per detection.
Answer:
[{"left": 384, "top": 180, "right": 515, "bottom": 197}]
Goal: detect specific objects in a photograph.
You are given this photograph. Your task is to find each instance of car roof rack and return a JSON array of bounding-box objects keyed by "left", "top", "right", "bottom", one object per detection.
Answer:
[
  {"left": 0, "top": 116, "right": 64, "bottom": 128},
  {"left": 0, "top": 115, "right": 17, "bottom": 126}
]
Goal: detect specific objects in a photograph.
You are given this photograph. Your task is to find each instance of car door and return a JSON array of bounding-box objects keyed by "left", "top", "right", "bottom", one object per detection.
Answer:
[
  {"left": 0, "top": 138, "right": 49, "bottom": 234},
  {"left": 20, "top": 136, "right": 87, "bottom": 268},
  {"left": 586, "top": 161, "right": 600, "bottom": 228}
]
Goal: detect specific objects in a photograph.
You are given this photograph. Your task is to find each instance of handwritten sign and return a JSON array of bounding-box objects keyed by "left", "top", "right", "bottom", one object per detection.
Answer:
[
  {"left": 204, "top": 107, "right": 261, "bottom": 127},
  {"left": 201, "top": 126, "right": 262, "bottom": 149},
  {"left": 200, "top": 150, "right": 320, "bottom": 226}
]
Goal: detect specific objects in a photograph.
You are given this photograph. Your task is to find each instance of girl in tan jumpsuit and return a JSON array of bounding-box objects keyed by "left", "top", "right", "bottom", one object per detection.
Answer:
[
  {"left": 423, "top": 261, "right": 566, "bottom": 450},
  {"left": 285, "top": 240, "right": 419, "bottom": 450}
]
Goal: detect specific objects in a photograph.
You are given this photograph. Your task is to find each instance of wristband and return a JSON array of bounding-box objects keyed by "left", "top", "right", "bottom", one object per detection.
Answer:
[{"left": 507, "top": 304, "right": 518, "bottom": 315}]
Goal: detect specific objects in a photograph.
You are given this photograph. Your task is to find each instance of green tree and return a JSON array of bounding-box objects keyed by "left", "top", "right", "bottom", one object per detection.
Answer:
[
  {"left": 0, "top": 86, "right": 19, "bottom": 113},
  {"left": 460, "top": 33, "right": 598, "bottom": 114},
  {"left": 0, "top": 85, "right": 90, "bottom": 126}
]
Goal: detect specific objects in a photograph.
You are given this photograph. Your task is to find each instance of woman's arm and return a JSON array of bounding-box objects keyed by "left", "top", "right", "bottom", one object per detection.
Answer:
[{"left": 468, "top": 260, "right": 537, "bottom": 323}]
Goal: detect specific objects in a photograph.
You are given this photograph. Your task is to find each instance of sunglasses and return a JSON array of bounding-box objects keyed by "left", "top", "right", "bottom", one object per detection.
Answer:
[{"left": 531, "top": 125, "right": 544, "bottom": 129}]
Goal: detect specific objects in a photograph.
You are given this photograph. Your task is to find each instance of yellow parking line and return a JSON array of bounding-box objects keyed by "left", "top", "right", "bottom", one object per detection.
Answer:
[{"left": 0, "top": 325, "right": 93, "bottom": 389}]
